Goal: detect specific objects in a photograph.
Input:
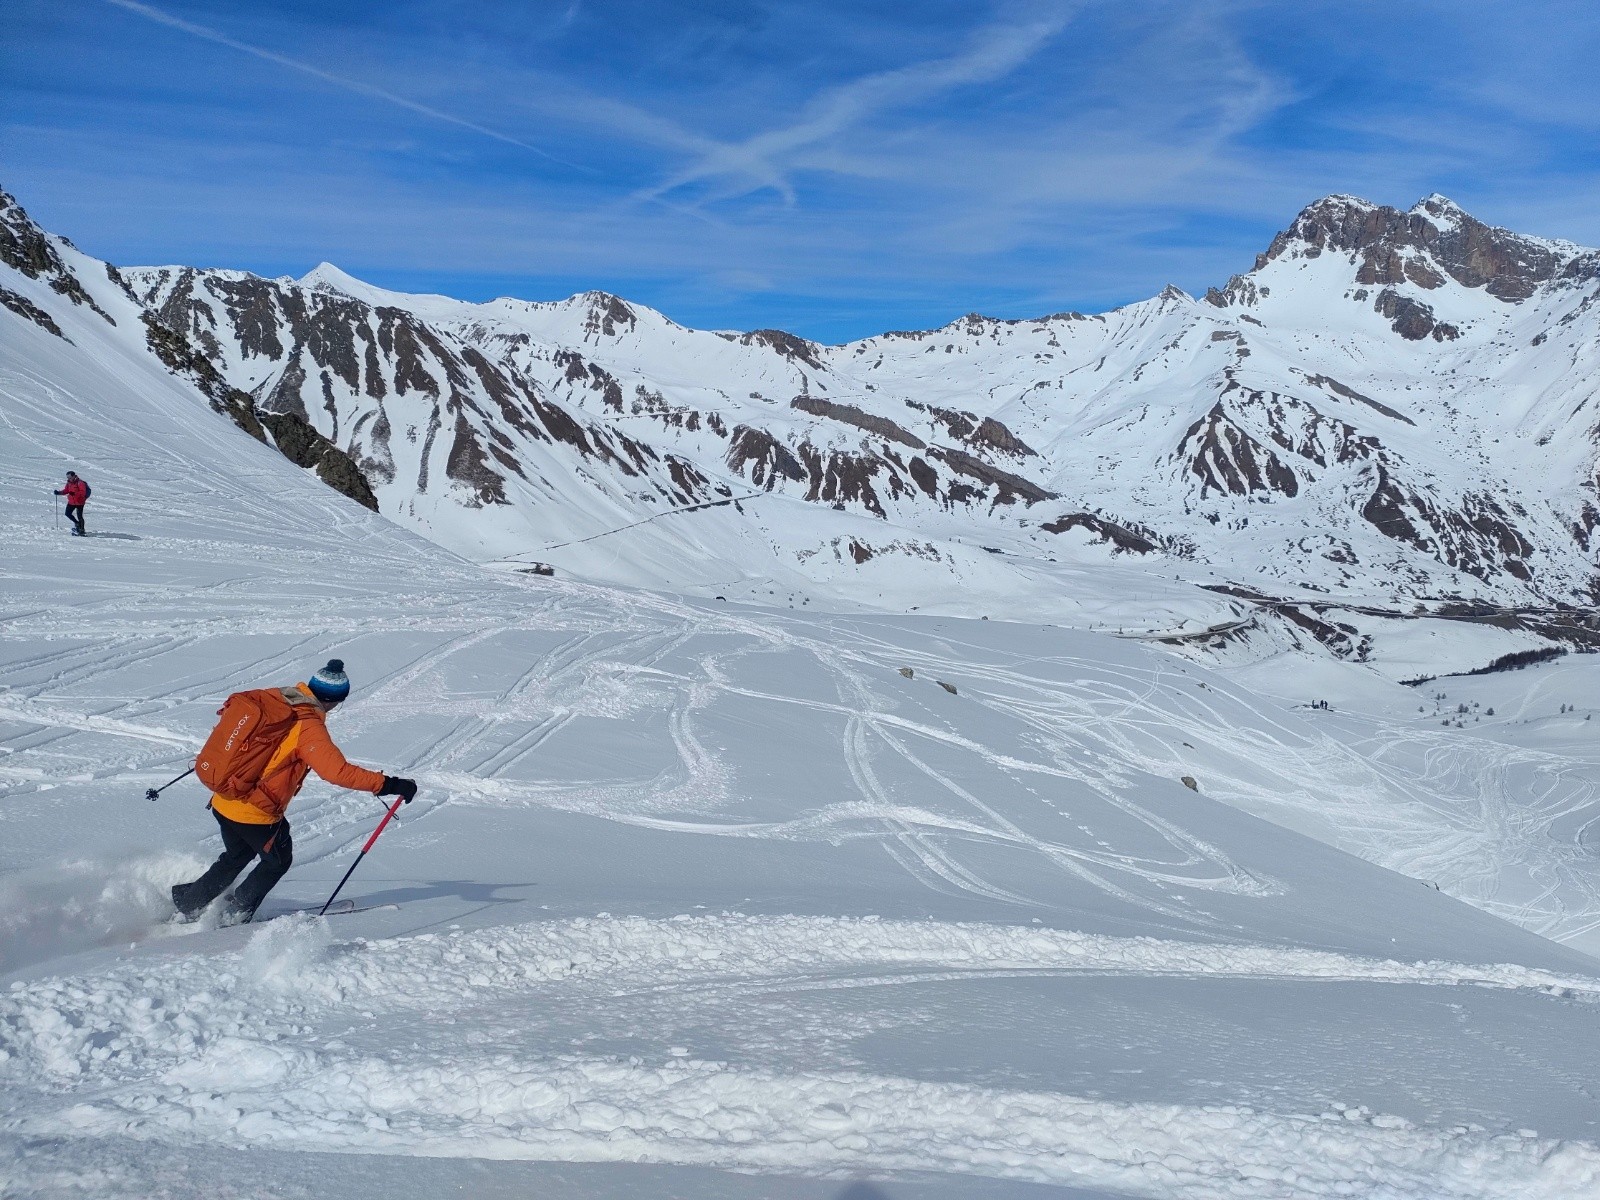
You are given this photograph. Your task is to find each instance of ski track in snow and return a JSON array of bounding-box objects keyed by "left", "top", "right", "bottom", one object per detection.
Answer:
[
  {"left": 3, "top": 571, "right": 1288, "bottom": 930},
  {"left": 6, "top": 570, "right": 1600, "bottom": 946},
  {"left": 4, "top": 914, "right": 1599, "bottom": 1199}
]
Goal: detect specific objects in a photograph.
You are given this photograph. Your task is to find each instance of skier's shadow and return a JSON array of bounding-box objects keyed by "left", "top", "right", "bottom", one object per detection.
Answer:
[
  {"left": 85, "top": 532, "right": 142, "bottom": 540},
  {"left": 343, "top": 878, "right": 532, "bottom": 909}
]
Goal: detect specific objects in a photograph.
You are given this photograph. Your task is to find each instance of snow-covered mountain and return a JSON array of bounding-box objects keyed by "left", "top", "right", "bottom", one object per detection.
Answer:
[
  {"left": 5, "top": 185, "right": 1600, "bottom": 672},
  {"left": 4, "top": 182, "right": 1600, "bottom": 1197}
]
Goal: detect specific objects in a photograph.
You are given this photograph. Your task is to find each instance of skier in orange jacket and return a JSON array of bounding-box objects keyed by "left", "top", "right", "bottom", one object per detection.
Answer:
[{"left": 171, "top": 660, "right": 417, "bottom": 923}]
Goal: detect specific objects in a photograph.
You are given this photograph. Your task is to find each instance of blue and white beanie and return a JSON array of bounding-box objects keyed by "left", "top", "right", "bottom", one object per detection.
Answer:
[{"left": 308, "top": 658, "right": 351, "bottom": 703}]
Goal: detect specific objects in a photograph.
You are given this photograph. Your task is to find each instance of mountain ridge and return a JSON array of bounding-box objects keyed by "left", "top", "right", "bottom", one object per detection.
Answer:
[{"left": 4, "top": 184, "right": 1598, "bottom": 668}]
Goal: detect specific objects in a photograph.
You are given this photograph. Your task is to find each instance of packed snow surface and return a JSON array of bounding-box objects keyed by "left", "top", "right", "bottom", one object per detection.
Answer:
[{"left": 4, "top": 210, "right": 1600, "bottom": 1199}]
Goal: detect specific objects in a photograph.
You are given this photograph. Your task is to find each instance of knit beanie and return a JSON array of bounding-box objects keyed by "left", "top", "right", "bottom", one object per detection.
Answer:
[{"left": 308, "top": 658, "right": 351, "bottom": 703}]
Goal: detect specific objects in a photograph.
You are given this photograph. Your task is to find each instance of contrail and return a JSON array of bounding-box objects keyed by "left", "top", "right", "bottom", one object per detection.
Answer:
[
  {"left": 631, "top": 5, "right": 1076, "bottom": 208},
  {"left": 106, "top": 0, "right": 581, "bottom": 169}
]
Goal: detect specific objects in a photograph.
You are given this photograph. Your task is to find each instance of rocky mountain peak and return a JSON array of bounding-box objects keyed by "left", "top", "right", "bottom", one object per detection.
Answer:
[
  {"left": 0, "top": 189, "right": 53, "bottom": 283},
  {"left": 577, "top": 290, "right": 637, "bottom": 337},
  {"left": 1258, "top": 192, "right": 1578, "bottom": 302},
  {"left": 0, "top": 188, "right": 33, "bottom": 236},
  {"left": 1411, "top": 193, "right": 1469, "bottom": 225},
  {"left": 0, "top": 188, "right": 119, "bottom": 326}
]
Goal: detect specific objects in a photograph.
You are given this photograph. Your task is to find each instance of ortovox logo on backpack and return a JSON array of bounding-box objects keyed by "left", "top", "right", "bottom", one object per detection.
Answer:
[{"left": 195, "top": 689, "right": 297, "bottom": 801}]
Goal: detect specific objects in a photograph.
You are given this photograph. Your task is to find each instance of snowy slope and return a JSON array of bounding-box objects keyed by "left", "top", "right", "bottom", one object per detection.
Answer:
[{"left": 4, "top": 201, "right": 1600, "bottom": 1198}]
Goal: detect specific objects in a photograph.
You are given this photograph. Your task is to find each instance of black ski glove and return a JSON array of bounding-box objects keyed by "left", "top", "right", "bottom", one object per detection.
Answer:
[{"left": 379, "top": 775, "right": 418, "bottom": 803}]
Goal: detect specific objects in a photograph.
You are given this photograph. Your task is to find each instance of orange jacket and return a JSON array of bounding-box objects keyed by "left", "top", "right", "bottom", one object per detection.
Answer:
[{"left": 211, "top": 684, "right": 385, "bottom": 824}]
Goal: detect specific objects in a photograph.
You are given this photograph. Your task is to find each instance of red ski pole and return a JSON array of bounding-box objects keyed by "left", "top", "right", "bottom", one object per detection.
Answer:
[{"left": 320, "top": 795, "right": 406, "bottom": 915}]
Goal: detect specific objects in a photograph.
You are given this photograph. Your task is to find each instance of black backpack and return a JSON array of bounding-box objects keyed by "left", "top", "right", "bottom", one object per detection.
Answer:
[{"left": 83, "top": 482, "right": 91, "bottom": 500}]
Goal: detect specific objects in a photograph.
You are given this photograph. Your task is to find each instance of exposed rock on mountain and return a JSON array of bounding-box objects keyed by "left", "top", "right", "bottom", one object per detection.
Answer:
[
  {"left": 926, "top": 445, "right": 1054, "bottom": 505},
  {"left": 738, "top": 329, "right": 825, "bottom": 371},
  {"left": 0, "top": 285, "right": 65, "bottom": 340},
  {"left": 1179, "top": 400, "right": 1303, "bottom": 498},
  {"left": 727, "top": 426, "right": 805, "bottom": 488},
  {"left": 790, "top": 396, "right": 926, "bottom": 449},
  {"left": 1374, "top": 288, "right": 1459, "bottom": 341},
  {"left": 1260, "top": 193, "right": 1574, "bottom": 302},
  {"left": 1042, "top": 512, "right": 1157, "bottom": 554},
  {"left": 0, "top": 190, "right": 117, "bottom": 325},
  {"left": 139, "top": 309, "right": 377, "bottom": 510},
  {"left": 140, "top": 309, "right": 268, "bottom": 446}
]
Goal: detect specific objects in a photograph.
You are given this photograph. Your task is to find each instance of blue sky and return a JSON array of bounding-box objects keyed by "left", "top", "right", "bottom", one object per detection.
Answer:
[{"left": 4, "top": 0, "right": 1598, "bottom": 341}]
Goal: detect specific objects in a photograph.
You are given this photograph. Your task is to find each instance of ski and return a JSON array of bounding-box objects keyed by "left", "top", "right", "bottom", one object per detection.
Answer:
[
  {"left": 166, "top": 899, "right": 399, "bottom": 928},
  {"left": 269, "top": 900, "right": 401, "bottom": 920}
]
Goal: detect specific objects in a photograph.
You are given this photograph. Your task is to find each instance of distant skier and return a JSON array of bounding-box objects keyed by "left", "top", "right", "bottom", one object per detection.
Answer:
[
  {"left": 171, "top": 660, "right": 418, "bottom": 924},
  {"left": 54, "top": 470, "right": 89, "bottom": 536}
]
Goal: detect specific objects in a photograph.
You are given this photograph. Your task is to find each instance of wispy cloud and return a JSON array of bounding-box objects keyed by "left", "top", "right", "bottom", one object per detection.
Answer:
[
  {"left": 103, "top": 0, "right": 582, "bottom": 169},
  {"left": 633, "top": 5, "right": 1080, "bottom": 207},
  {"left": 6, "top": 0, "right": 1596, "bottom": 340}
]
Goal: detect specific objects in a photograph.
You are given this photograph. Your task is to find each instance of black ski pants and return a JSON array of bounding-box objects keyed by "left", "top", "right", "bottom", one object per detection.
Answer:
[
  {"left": 64, "top": 503, "right": 85, "bottom": 534},
  {"left": 173, "top": 808, "right": 293, "bottom": 922}
]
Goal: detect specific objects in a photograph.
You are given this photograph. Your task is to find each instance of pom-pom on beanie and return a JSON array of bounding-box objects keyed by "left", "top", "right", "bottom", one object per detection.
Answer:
[{"left": 308, "top": 658, "right": 350, "bottom": 703}]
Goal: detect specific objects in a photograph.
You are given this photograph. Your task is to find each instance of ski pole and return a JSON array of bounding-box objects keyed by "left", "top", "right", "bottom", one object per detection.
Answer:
[
  {"left": 319, "top": 794, "right": 406, "bottom": 915},
  {"left": 145, "top": 766, "right": 195, "bottom": 801}
]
